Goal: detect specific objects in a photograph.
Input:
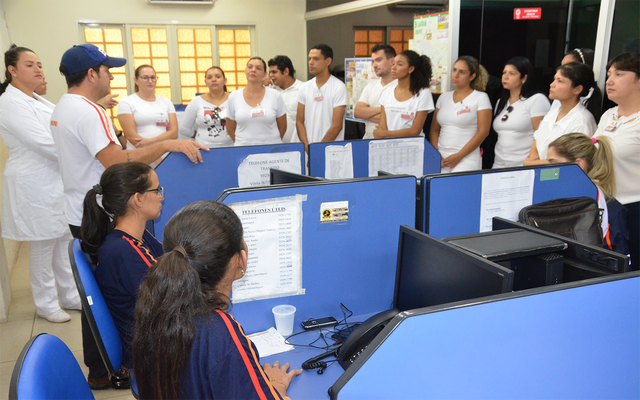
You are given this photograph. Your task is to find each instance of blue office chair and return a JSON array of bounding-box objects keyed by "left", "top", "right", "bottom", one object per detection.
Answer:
[
  {"left": 69, "top": 239, "right": 138, "bottom": 397},
  {"left": 9, "top": 333, "right": 95, "bottom": 399}
]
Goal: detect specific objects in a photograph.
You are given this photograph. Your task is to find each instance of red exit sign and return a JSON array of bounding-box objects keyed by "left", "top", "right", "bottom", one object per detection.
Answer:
[{"left": 514, "top": 8, "right": 542, "bottom": 20}]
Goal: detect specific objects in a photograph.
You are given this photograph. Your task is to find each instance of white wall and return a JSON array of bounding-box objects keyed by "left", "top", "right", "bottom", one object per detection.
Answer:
[{"left": 1, "top": 0, "right": 308, "bottom": 103}]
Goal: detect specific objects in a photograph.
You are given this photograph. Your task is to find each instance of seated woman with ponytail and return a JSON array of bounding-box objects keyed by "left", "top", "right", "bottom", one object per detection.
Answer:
[
  {"left": 547, "top": 133, "right": 628, "bottom": 255},
  {"left": 133, "top": 201, "right": 301, "bottom": 400},
  {"left": 373, "top": 50, "right": 434, "bottom": 138},
  {"left": 79, "top": 162, "right": 164, "bottom": 370}
]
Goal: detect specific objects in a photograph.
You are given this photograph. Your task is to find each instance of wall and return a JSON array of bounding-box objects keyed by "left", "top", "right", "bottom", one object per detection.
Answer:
[{"left": 1, "top": 0, "right": 308, "bottom": 103}]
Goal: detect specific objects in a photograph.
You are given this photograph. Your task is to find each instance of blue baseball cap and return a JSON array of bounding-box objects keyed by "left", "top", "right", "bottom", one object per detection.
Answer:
[{"left": 60, "top": 44, "right": 127, "bottom": 76}]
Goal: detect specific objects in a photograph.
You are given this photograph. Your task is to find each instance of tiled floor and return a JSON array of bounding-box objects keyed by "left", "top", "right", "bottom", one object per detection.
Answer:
[{"left": 0, "top": 243, "right": 135, "bottom": 400}]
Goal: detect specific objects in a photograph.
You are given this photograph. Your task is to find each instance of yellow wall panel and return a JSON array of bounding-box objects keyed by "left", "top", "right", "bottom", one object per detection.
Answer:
[{"left": 131, "top": 28, "right": 149, "bottom": 42}]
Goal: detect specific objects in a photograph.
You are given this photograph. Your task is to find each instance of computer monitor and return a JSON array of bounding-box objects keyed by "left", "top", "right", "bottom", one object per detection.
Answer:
[
  {"left": 394, "top": 226, "right": 514, "bottom": 311},
  {"left": 269, "top": 169, "right": 324, "bottom": 185}
]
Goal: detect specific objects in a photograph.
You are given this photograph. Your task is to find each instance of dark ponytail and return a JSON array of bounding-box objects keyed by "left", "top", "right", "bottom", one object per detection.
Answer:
[
  {"left": 133, "top": 200, "right": 245, "bottom": 400},
  {"left": 79, "top": 162, "right": 153, "bottom": 262},
  {"left": 1, "top": 44, "right": 35, "bottom": 95},
  {"left": 399, "top": 50, "right": 432, "bottom": 95},
  {"left": 557, "top": 62, "right": 603, "bottom": 122}
]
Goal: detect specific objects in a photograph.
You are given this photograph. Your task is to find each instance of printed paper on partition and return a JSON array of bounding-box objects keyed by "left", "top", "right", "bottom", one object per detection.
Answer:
[
  {"left": 325, "top": 143, "right": 354, "bottom": 179},
  {"left": 237, "top": 152, "right": 302, "bottom": 188},
  {"left": 479, "top": 170, "right": 535, "bottom": 232},
  {"left": 230, "top": 195, "right": 305, "bottom": 303},
  {"left": 368, "top": 137, "right": 424, "bottom": 177}
]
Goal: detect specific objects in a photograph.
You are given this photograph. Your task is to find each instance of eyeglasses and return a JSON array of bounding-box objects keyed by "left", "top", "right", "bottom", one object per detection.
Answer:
[
  {"left": 139, "top": 75, "right": 157, "bottom": 82},
  {"left": 501, "top": 105, "right": 514, "bottom": 122},
  {"left": 142, "top": 186, "right": 164, "bottom": 198}
]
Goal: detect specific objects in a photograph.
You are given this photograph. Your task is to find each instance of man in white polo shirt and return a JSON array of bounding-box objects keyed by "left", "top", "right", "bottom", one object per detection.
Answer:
[
  {"left": 50, "top": 43, "right": 208, "bottom": 390},
  {"left": 268, "top": 55, "right": 304, "bottom": 143},
  {"left": 354, "top": 44, "right": 398, "bottom": 139},
  {"left": 296, "top": 44, "right": 347, "bottom": 152}
]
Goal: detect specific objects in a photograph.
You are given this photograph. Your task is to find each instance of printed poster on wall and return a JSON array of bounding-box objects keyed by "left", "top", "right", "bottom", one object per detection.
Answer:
[
  {"left": 345, "top": 58, "right": 377, "bottom": 122},
  {"left": 410, "top": 11, "right": 450, "bottom": 94}
]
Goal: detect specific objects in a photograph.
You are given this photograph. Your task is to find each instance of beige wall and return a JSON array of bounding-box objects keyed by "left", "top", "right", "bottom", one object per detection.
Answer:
[{"left": 1, "top": 0, "right": 308, "bottom": 103}]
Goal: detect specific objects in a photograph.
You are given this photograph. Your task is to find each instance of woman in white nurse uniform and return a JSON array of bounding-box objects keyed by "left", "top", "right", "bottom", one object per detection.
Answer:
[{"left": 0, "top": 45, "right": 80, "bottom": 323}]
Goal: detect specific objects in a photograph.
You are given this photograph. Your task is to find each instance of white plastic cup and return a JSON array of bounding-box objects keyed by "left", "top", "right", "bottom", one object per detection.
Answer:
[{"left": 272, "top": 305, "right": 296, "bottom": 336}]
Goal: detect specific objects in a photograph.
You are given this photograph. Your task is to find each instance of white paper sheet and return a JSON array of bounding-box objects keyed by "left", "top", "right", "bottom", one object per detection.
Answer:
[
  {"left": 237, "top": 152, "right": 302, "bottom": 187},
  {"left": 325, "top": 143, "right": 354, "bottom": 179},
  {"left": 479, "top": 170, "right": 535, "bottom": 232},
  {"left": 230, "top": 195, "right": 305, "bottom": 303},
  {"left": 248, "top": 327, "right": 294, "bottom": 357},
  {"left": 368, "top": 137, "right": 425, "bottom": 177}
]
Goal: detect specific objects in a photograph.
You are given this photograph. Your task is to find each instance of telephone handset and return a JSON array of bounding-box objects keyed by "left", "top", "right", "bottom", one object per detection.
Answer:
[{"left": 336, "top": 308, "right": 399, "bottom": 370}]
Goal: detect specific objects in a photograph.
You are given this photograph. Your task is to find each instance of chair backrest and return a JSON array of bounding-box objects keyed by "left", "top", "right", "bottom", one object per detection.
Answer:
[
  {"left": 9, "top": 333, "right": 95, "bottom": 400},
  {"left": 69, "top": 238, "right": 122, "bottom": 375}
]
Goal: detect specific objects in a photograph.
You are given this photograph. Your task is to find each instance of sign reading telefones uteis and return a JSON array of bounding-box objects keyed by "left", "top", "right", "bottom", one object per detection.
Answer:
[{"left": 514, "top": 8, "right": 542, "bottom": 20}]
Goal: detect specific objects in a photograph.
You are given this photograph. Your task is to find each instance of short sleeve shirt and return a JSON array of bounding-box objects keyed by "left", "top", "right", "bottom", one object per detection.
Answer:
[
  {"left": 227, "top": 87, "right": 286, "bottom": 146},
  {"left": 179, "top": 95, "right": 234, "bottom": 148},
  {"left": 379, "top": 87, "right": 434, "bottom": 136},
  {"left": 533, "top": 102, "right": 596, "bottom": 159},
  {"left": 358, "top": 79, "right": 398, "bottom": 139},
  {"left": 297, "top": 75, "right": 348, "bottom": 143},
  {"left": 117, "top": 93, "right": 176, "bottom": 139},
  {"left": 435, "top": 90, "right": 492, "bottom": 154}
]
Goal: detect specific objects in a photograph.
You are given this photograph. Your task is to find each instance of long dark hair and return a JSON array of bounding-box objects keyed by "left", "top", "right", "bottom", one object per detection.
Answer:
[
  {"left": 496, "top": 56, "right": 541, "bottom": 113},
  {"left": 399, "top": 50, "right": 432, "bottom": 95},
  {"left": 1, "top": 44, "right": 35, "bottom": 95},
  {"left": 556, "top": 62, "right": 603, "bottom": 121},
  {"left": 565, "top": 48, "right": 595, "bottom": 67},
  {"left": 79, "top": 162, "right": 153, "bottom": 262},
  {"left": 133, "top": 200, "right": 245, "bottom": 400}
]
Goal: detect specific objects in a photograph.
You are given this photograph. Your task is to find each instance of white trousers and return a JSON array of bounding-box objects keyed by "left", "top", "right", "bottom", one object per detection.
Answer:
[{"left": 29, "top": 231, "right": 80, "bottom": 316}]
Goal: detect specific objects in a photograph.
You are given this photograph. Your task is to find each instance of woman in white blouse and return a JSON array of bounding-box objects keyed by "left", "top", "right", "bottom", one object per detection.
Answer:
[
  {"left": 373, "top": 50, "right": 434, "bottom": 138},
  {"left": 0, "top": 45, "right": 80, "bottom": 323},
  {"left": 179, "top": 66, "right": 234, "bottom": 148},
  {"left": 524, "top": 62, "right": 601, "bottom": 165},
  {"left": 429, "top": 56, "right": 492, "bottom": 173},
  {"left": 118, "top": 64, "right": 177, "bottom": 149},
  {"left": 492, "top": 57, "right": 550, "bottom": 168},
  {"left": 226, "top": 57, "right": 286, "bottom": 146},
  {"left": 594, "top": 52, "right": 640, "bottom": 269}
]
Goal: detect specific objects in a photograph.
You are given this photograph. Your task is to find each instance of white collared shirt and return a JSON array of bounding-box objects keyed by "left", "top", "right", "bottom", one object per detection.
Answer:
[{"left": 534, "top": 102, "right": 597, "bottom": 159}]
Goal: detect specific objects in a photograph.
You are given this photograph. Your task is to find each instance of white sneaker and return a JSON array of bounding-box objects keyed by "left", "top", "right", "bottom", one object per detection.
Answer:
[
  {"left": 65, "top": 302, "right": 82, "bottom": 311},
  {"left": 38, "top": 310, "right": 71, "bottom": 323}
]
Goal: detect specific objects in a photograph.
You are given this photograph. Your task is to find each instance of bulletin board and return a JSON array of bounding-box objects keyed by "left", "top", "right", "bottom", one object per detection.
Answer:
[
  {"left": 344, "top": 58, "right": 377, "bottom": 122},
  {"left": 410, "top": 11, "right": 450, "bottom": 94}
]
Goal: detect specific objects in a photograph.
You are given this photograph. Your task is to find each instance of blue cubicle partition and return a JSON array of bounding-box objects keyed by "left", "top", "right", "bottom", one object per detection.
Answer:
[
  {"left": 217, "top": 176, "right": 417, "bottom": 335},
  {"left": 309, "top": 137, "right": 441, "bottom": 178},
  {"left": 423, "top": 164, "right": 598, "bottom": 238},
  {"left": 152, "top": 143, "right": 304, "bottom": 239},
  {"left": 331, "top": 271, "right": 640, "bottom": 399}
]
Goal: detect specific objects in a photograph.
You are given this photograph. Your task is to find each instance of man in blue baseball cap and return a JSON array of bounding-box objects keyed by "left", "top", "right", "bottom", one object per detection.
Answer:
[{"left": 51, "top": 43, "right": 208, "bottom": 390}]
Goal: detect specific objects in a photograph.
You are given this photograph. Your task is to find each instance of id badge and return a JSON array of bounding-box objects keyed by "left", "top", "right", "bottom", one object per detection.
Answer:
[
  {"left": 456, "top": 105, "right": 470, "bottom": 115},
  {"left": 314, "top": 93, "right": 324, "bottom": 102},
  {"left": 250, "top": 108, "right": 266, "bottom": 117},
  {"left": 156, "top": 113, "right": 169, "bottom": 127},
  {"left": 604, "top": 125, "right": 617, "bottom": 132},
  {"left": 401, "top": 111, "right": 415, "bottom": 120}
]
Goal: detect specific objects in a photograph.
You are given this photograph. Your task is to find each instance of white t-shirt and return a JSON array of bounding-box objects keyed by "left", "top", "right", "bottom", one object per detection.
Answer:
[
  {"left": 117, "top": 93, "right": 176, "bottom": 139},
  {"left": 533, "top": 102, "right": 596, "bottom": 159},
  {"left": 296, "top": 75, "right": 348, "bottom": 143},
  {"left": 492, "top": 93, "right": 551, "bottom": 168},
  {"left": 435, "top": 90, "right": 492, "bottom": 172},
  {"left": 379, "top": 87, "right": 434, "bottom": 136},
  {"left": 51, "top": 94, "right": 121, "bottom": 226},
  {"left": 227, "top": 87, "right": 286, "bottom": 146},
  {"left": 179, "top": 95, "right": 233, "bottom": 148},
  {"left": 278, "top": 79, "right": 304, "bottom": 143},
  {"left": 594, "top": 107, "right": 640, "bottom": 204},
  {"left": 358, "top": 78, "right": 398, "bottom": 139}
]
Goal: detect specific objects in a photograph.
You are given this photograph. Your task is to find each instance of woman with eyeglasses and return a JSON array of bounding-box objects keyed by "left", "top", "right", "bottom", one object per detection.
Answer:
[
  {"left": 429, "top": 56, "right": 492, "bottom": 173},
  {"left": 492, "top": 57, "right": 550, "bottom": 168},
  {"left": 118, "top": 65, "right": 178, "bottom": 151},
  {"left": 524, "top": 62, "right": 601, "bottom": 165},
  {"left": 79, "top": 162, "right": 165, "bottom": 371},
  {"left": 179, "top": 66, "right": 234, "bottom": 147},
  {"left": 226, "top": 57, "right": 287, "bottom": 146}
]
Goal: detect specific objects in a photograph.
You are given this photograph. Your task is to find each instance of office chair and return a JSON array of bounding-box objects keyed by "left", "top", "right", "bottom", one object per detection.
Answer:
[
  {"left": 9, "top": 333, "right": 95, "bottom": 399},
  {"left": 69, "top": 239, "right": 138, "bottom": 398}
]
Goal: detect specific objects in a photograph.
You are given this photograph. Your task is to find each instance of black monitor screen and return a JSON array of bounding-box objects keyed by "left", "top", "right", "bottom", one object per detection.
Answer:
[
  {"left": 270, "top": 169, "right": 323, "bottom": 185},
  {"left": 394, "top": 226, "right": 514, "bottom": 312}
]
